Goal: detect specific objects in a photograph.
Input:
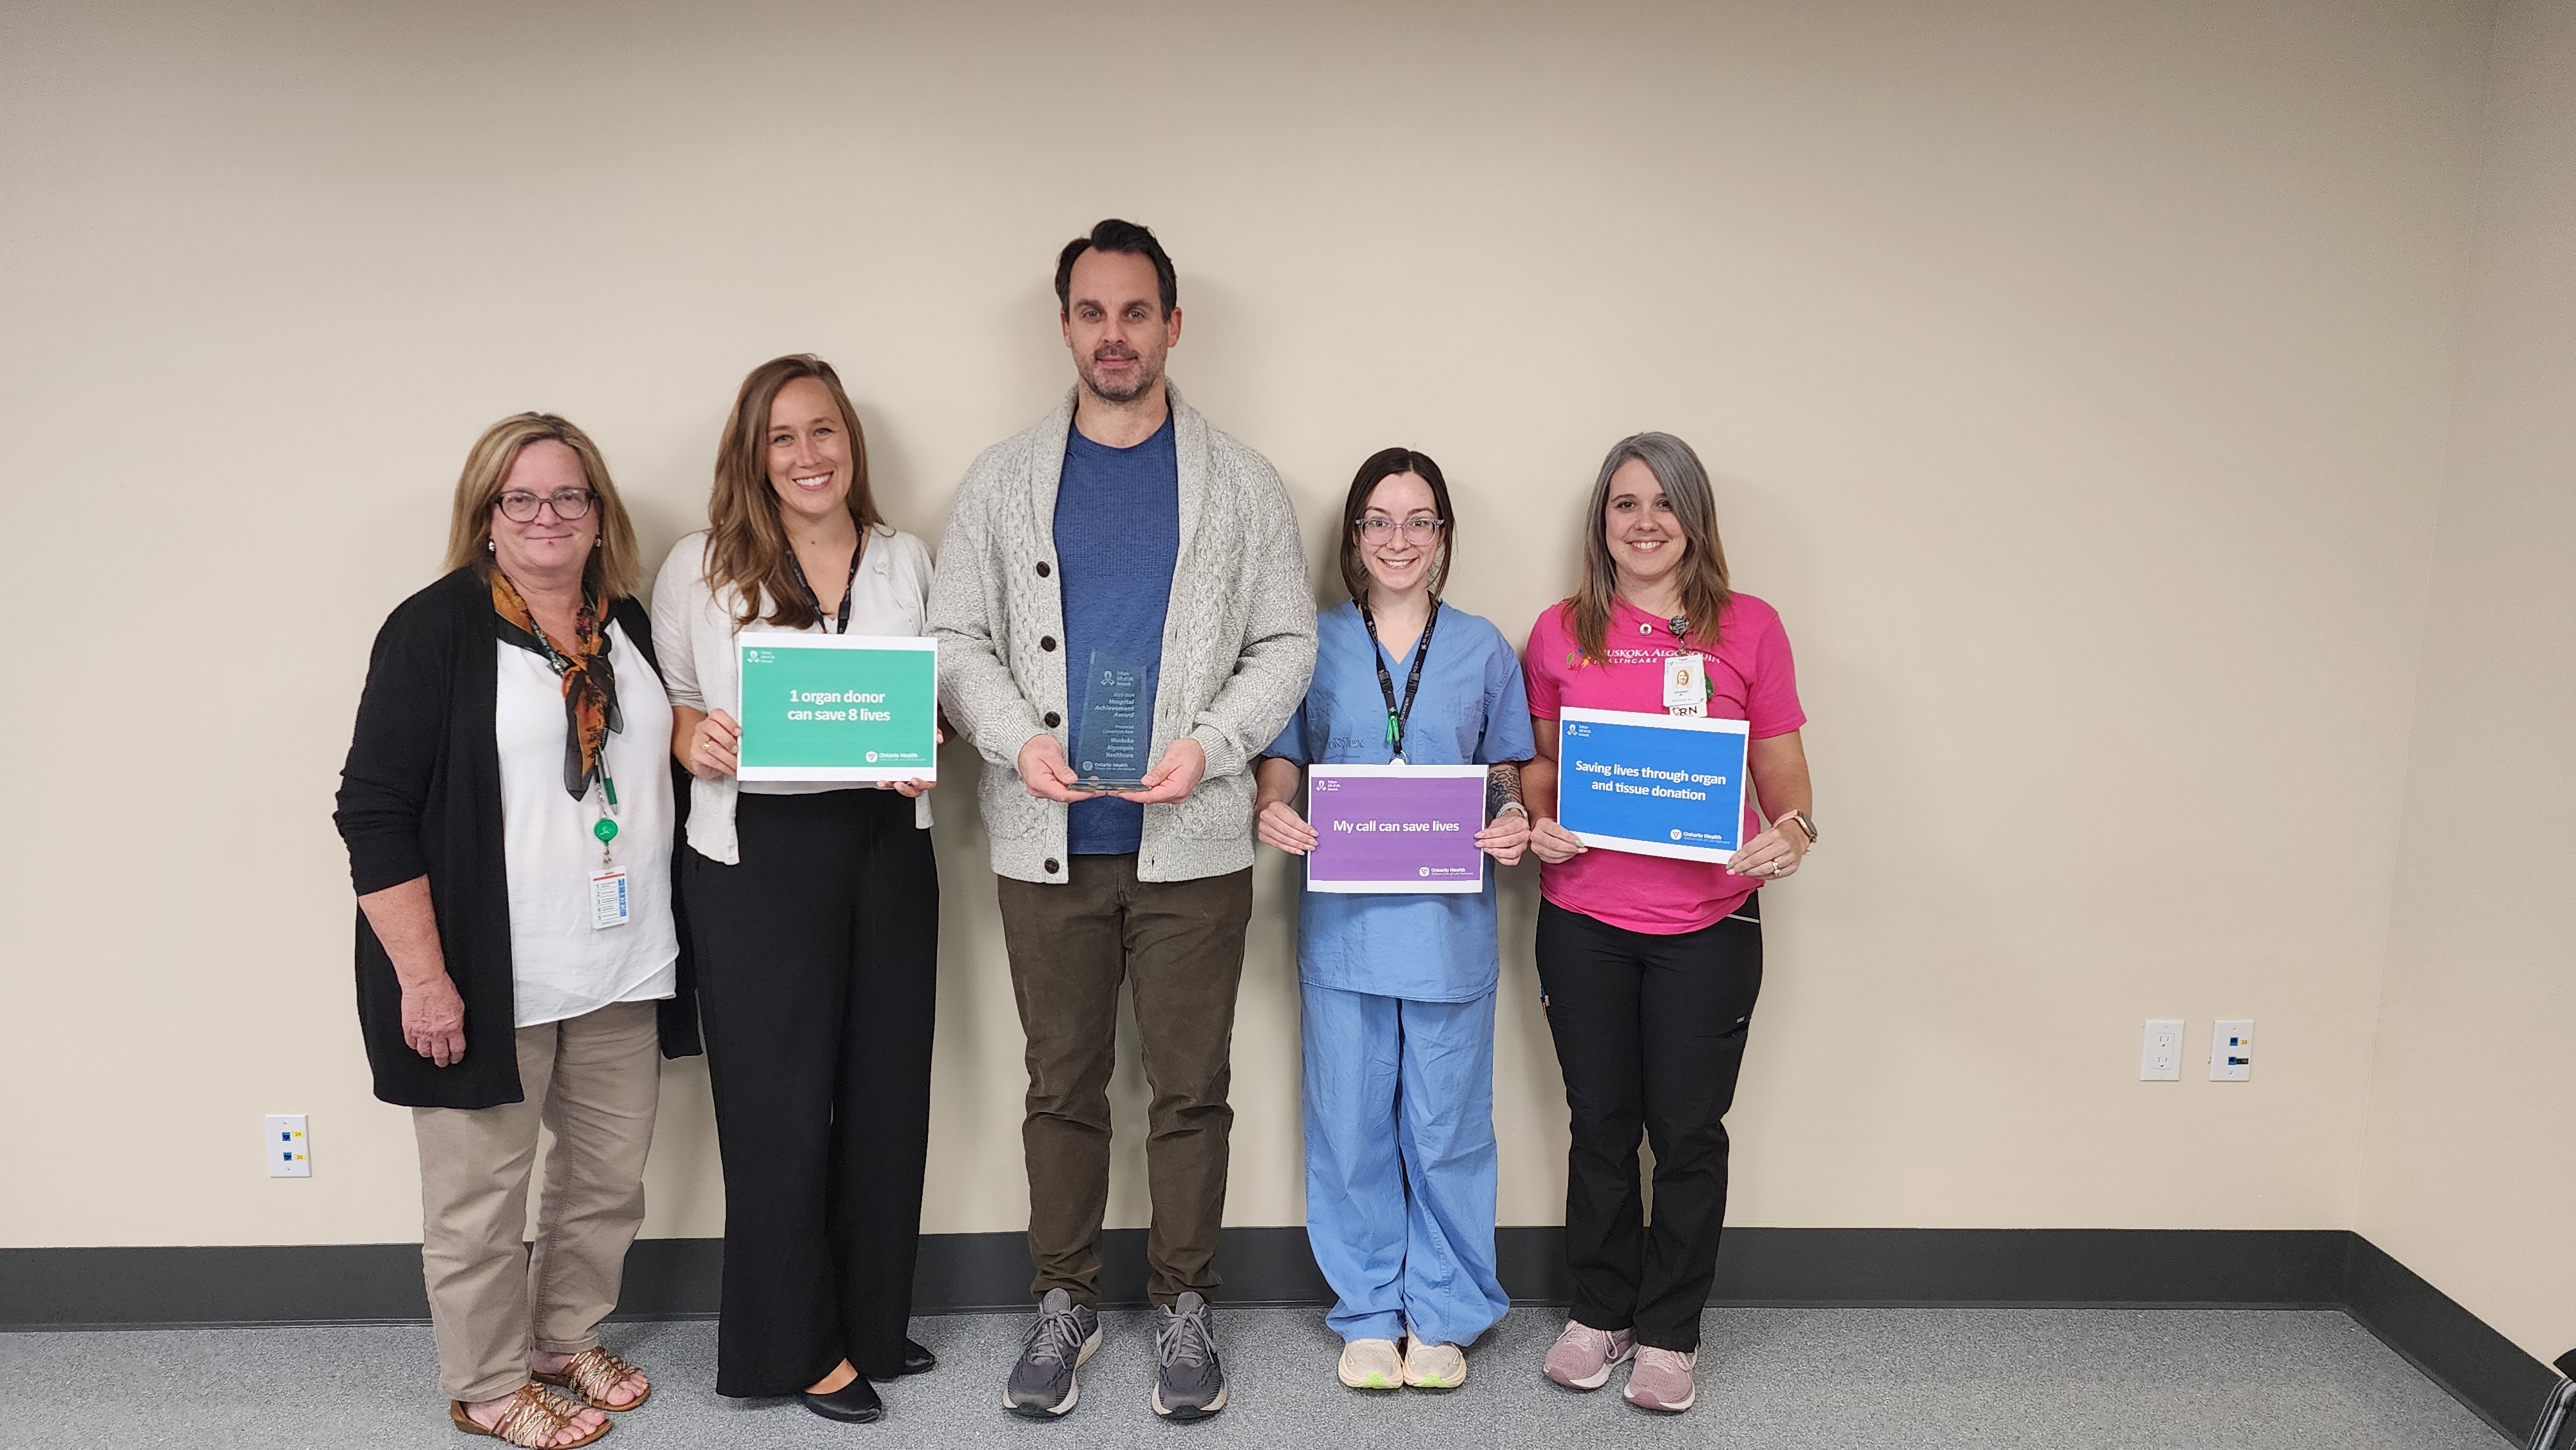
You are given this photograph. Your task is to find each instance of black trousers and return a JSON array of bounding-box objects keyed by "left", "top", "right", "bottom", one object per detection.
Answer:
[
  {"left": 1535, "top": 896, "right": 1762, "bottom": 1352},
  {"left": 685, "top": 789, "right": 938, "bottom": 1396}
]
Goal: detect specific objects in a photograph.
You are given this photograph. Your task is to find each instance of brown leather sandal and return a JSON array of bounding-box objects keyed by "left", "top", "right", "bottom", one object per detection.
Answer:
[
  {"left": 533, "top": 1346, "right": 651, "bottom": 1412},
  {"left": 449, "top": 1384, "right": 609, "bottom": 1447}
]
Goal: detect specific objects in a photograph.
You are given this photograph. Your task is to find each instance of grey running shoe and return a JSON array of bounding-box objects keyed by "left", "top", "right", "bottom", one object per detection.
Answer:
[
  {"left": 1004, "top": 1288, "right": 1101, "bottom": 1418},
  {"left": 1151, "top": 1292, "right": 1228, "bottom": 1420}
]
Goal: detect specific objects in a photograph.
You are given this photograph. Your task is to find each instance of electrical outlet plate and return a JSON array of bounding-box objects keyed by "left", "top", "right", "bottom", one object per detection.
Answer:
[
  {"left": 267, "top": 1115, "right": 310, "bottom": 1177},
  {"left": 2140, "top": 1019, "right": 2184, "bottom": 1081},
  {"left": 2210, "top": 1020, "right": 2253, "bottom": 1082}
]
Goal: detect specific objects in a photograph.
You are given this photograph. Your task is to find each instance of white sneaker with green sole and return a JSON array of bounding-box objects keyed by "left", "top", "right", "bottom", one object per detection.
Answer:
[
  {"left": 1338, "top": 1338, "right": 1401, "bottom": 1390},
  {"left": 1402, "top": 1338, "right": 1467, "bottom": 1389}
]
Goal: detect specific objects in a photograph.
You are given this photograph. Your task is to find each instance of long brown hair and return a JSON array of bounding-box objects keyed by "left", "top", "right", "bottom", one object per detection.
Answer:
[
  {"left": 1337, "top": 446, "right": 1456, "bottom": 603},
  {"left": 441, "top": 413, "right": 641, "bottom": 600},
  {"left": 1567, "top": 431, "right": 1732, "bottom": 664},
  {"left": 703, "top": 354, "right": 882, "bottom": 629}
]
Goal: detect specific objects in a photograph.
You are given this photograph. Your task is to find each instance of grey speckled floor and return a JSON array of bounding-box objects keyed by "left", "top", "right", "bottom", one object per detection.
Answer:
[{"left": 0, "top": 1306, "right": 2510, "bottom": 1449}]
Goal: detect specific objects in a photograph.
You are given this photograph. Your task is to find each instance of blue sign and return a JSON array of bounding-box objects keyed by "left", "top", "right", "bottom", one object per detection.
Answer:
[{"left": 1555, "top": 707, "right": 1749, "bottom": 862}]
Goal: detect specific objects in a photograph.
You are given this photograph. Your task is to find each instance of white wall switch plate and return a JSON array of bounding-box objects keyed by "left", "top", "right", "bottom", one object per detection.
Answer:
[
  {"left": 2210, "top": 1020, "right": 2254, "bottom": 1081},
  {"left": 266, "top": 1114, "right": 310, "bottom": 1177},
  {"left": 2140, "top": 1019, "right": 2184, "bottom": 1080}
]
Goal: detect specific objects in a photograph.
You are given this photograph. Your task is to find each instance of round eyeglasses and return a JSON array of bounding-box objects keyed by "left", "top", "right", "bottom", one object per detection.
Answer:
[
  {"left": 493, "top": 488, "right": 594, "bottom": 523},
  {"left": 1356, "top": 516, "right": 1445, "bottom": 544}
]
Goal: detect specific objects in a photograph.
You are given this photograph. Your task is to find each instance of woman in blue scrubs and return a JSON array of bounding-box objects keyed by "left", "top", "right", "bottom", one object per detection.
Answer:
[{"left": 1253, "top": 447, "right": 1534, "bottom": 1393}]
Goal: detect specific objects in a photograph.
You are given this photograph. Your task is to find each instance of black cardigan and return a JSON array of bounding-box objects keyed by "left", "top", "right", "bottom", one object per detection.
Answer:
[{"left": 333, "top": 566, "right": 701, "bottom": 1109}]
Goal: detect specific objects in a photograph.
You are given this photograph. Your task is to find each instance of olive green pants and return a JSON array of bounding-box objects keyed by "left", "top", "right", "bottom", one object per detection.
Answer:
[{"left": 997, "top": 856, "right": 1253, "bottom": 1308}]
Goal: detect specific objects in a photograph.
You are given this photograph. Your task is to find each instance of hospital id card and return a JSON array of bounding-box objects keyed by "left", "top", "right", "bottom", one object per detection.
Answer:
[
  {"left": 590, "top": 869, "right": 630, "bottom": 930},
  {"left": 1663, "top": 652, "right": 1707, "bottom": 716}
]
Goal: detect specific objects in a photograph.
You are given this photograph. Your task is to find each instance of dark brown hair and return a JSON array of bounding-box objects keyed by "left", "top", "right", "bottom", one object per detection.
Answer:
[
  {"left": 1055, "top": 218, "right": 1177, "bottom": 317},
  {"left": 1338, "top": 447, "right": 1455, "bottom": 603},
  {"left": 702, "top": 355, "right": 882, "bottom": 630}
]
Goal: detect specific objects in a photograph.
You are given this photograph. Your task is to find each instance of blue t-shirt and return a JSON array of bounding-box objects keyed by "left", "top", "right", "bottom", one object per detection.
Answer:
[
  {"left": 1264, "top": 601, "right": 1535, "bottom": 1001},
  {"left": 1055, "top": 414, "right": 1180, "bottom": 854}
]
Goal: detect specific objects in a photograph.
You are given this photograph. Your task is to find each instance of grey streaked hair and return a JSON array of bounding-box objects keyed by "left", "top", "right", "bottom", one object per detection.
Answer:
[{"left": 1567, "top": 431, "right": 1733, "bottom": 663}]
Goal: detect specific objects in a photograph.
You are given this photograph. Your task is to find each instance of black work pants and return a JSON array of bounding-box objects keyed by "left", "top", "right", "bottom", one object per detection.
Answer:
[
  {"left": 685, "top": 789, "right": 938, "bottom": 1396},
  {"left": 1535, "top": 896, "right": 1762, "bottom": 1351}
]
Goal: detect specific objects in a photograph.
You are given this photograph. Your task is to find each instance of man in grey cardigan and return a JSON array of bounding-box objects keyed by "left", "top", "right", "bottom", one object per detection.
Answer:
[{"left": 929, "top": 220, "right": 1316, "bottom": 1422}]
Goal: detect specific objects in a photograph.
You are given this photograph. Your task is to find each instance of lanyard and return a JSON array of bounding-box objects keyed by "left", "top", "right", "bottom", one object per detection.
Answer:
[
  {"left": 787, "top": 542, "right": 860, "bottom": 635},
  {"left": 520, "top": 612, "right": 622, "bottom": 863},
  {"left": 1359, "top": 598, "right": 1441, "bottom": 763},
  {"left": 592, "top": 781, "right": 620, "bottom": 868}
]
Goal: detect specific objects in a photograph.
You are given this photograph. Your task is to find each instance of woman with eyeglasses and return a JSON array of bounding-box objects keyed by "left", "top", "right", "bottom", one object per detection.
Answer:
[
  {"left": 650, "top": 355, "right": 940, "bottom": 1424},
  {"left": 1519, "top": 433, "right": 1813, "bottom": 1415},
  {"left": 1251, "top": 447, "right": 1533, "bottom": 1395},
  {"left": 335, "top": 414, "right": 697, "bottom": 1448}
]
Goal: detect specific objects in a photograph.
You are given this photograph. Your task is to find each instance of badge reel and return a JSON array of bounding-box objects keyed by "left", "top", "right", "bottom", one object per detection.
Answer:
[
  {"left": 589, "top": 776, "right": 629, "bottom": 930},
  {"left": 1664, "top": 652, "right": 1708, "bottom": 717}
]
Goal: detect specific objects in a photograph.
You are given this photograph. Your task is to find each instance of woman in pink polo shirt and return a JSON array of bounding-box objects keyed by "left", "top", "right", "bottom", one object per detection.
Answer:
[{"left": 1520, "top": 432, "right": 1815, "bottom": 1416}]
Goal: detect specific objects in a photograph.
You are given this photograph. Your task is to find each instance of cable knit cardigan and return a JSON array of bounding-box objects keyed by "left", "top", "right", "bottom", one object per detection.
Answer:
[{"left": 929, "top": 384, "right": 1316, "bottom": 885}]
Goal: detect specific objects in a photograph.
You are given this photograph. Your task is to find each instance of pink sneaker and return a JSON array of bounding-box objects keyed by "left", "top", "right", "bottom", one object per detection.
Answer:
[
  {"left": 1542, "top": 1320, "right": 1636, "bottom": 1390},
  {"left": 1622, "top": 1346, "right": 1697, "bottom": 1412}
]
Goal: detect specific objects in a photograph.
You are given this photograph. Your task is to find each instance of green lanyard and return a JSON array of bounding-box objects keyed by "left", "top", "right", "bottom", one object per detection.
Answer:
[
  {"left": 524, "top": 610, "right": 622, "bottom": 868},
  {"left": 593, "top": 776, "right": 620, "bottom": 868}
]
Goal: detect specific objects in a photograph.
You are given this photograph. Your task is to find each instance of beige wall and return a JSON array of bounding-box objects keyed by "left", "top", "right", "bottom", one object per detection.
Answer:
[
  {"left": 0, "top": 0, "right": 2511, "bottom": 1257},
  {"left": 2356, "top": 0, "right": 2576, "bottom": 1364}
]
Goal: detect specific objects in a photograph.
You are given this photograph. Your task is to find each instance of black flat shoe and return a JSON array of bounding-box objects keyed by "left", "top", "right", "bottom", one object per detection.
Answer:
[
  {"left": 866, "top": 1340, "right": 937, "bottom": 1381},
  {"left": 802, "top": 1375, "right": 884, "bottom": 1424}
]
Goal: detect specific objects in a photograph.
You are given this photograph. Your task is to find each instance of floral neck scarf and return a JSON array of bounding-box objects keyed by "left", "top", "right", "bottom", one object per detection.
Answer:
[{"left": 490, "top": 568, "right": 622, "bottom": 800}]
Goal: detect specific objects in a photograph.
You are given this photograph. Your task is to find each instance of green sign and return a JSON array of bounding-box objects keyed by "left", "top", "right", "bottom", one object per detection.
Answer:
[{"left": 735, "top": 636, "right": 938, "bottom": 782}]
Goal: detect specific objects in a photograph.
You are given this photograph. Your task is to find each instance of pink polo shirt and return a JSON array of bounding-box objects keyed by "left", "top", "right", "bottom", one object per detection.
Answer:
[{"left": 1524, "top": 593, "right": 1806, "bottom": 934}]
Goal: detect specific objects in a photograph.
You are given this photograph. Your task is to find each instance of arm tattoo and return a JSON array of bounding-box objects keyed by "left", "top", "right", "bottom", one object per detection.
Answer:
[{"left": 1486, "top": 762, "right": 1525, "bottom": 818}]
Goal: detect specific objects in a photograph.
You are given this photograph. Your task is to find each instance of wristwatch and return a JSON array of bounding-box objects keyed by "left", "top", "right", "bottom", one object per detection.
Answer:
[
  {"left": 1777, "top": 809, "right": 1817, "bottom": 845},
  {"left": 1495, "top": 802, "right": 1530, "bottom": 821}
]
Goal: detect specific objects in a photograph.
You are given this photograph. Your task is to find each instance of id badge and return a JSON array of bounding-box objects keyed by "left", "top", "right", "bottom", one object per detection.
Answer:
[
  {"left": 589, "top": 869, "right": 630, "bottom": 930},
  {"left": 1663, "top": 652, "right": 1708, "bottom": 717}
]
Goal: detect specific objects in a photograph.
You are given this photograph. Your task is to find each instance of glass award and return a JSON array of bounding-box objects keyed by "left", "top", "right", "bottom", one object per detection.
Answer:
[{"left": 1072, "top": 649, "right": 1151, "bottom": 791}]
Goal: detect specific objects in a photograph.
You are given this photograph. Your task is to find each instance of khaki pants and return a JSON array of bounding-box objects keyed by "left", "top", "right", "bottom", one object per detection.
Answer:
[
  {"left": 997, "top": 856, "right": 1253, "bottom": 1308},
  {"left": 412, "top": 999, "right": 662, "bottom": 1402}
]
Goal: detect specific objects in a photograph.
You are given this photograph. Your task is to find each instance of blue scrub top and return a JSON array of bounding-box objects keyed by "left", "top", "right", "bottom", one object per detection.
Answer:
[{"left": 1264, "top": 601, "right": 1535, "bottom": 1002}]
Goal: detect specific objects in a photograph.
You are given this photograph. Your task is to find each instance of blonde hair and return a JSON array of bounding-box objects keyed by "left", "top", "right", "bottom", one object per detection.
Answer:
[
  {"left": 703, "top": 355, "right": 881, "bottom": 630},
  {"left": 1568, "top": 431, "right": 1732, "bottom": 664},
  {"left": 440, "top": 413, "right": 641, "bottom": 600}
]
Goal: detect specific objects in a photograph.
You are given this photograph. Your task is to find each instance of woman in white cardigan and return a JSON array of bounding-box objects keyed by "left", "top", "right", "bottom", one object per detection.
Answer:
[{"left": 650, "top": 354, "right": 938, "bottom": 1425}]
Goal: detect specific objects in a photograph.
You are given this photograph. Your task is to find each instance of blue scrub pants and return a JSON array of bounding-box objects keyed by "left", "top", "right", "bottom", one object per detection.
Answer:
[{"left": 1302, "top": 982, "right": 1510, "bottom": 1348}]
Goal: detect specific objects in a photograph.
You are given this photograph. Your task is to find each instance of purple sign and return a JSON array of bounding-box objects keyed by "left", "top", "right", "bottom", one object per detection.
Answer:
[{"left": 1305, "top": 766, "right": 1488, "bottom": 895}]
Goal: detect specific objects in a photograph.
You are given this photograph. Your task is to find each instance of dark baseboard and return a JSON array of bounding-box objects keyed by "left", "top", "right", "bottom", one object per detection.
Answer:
[
  {"left": 3, "top": 1228, "right": 2555, "bottom": 1435},
  {"left": 2342, "top": 1234, "right": 2562, "bottom": 1441}
]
